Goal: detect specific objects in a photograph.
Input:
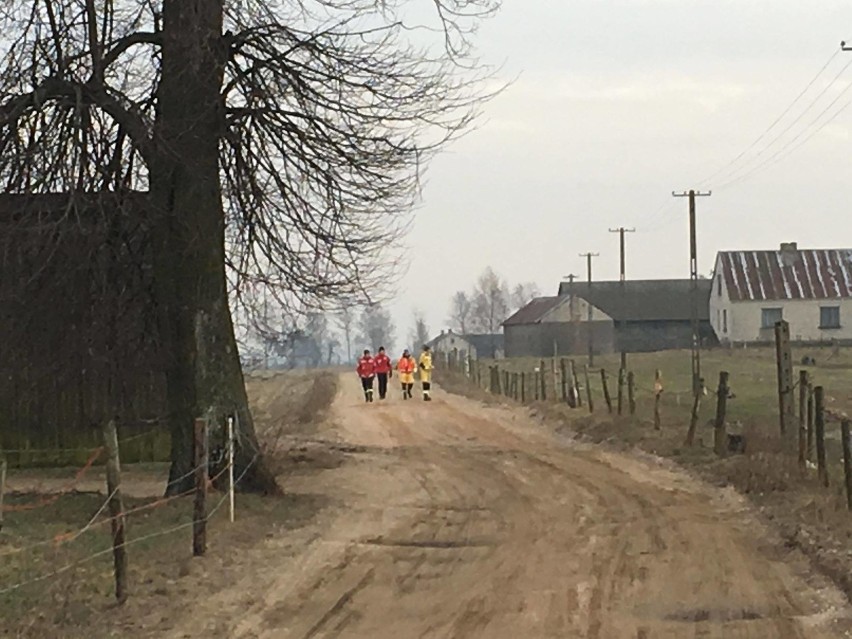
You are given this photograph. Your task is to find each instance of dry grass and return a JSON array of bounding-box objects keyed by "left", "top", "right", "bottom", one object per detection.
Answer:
[{"left": 0, "top": 369, "right": 338, "bottom": 638}]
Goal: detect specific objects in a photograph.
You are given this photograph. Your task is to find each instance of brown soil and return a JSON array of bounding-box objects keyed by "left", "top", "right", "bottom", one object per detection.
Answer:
[{"left": 125, "top": 375, "right": 852, "bottom": 638}]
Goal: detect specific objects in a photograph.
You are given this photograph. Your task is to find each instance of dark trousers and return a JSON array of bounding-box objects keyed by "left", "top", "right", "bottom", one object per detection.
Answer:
[
  {"left": 377, "top": 373, "right": 389, "bottom": 399},
  {"left": 361, "top": 376, "right": 375, "bottom": 399}
]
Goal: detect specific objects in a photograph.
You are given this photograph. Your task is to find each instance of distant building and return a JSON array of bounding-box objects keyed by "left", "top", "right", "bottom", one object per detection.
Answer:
[
  {"left": 503, "top": 279, "right": 715, "bottom": 358},
  {"left": 428, "top": 330, "right": 504, "bottom": 360},
  {"left": 711, "top": 243, "right": 852, "bottom": 344}
]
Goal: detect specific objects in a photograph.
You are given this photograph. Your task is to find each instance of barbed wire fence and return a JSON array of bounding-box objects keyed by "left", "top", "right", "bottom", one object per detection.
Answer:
[
  {"left": 0, "top": 414, "right": 251, "bottom": 605},
  {"left": 435, "top": 336, "right": 852, "bottom": 514}
]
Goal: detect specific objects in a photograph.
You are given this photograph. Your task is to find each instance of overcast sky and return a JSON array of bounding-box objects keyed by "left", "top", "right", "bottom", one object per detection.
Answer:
[{"left": 385, "top": 0, "right": 852, "bottom": 347}]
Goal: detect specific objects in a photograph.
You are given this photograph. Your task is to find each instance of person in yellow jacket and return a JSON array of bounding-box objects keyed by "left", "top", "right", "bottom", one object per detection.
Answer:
[
  {"left": 396, "top": 349, "right": 417, "bottom": 400},
  {"left": 418, "top": 345, "right": 433, "bottom": 401}
]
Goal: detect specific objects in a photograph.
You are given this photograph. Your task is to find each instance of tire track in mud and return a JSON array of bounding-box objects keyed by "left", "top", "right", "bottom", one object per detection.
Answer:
[{"left": 160, "top": 377, "right": 852, "bottom": 639}]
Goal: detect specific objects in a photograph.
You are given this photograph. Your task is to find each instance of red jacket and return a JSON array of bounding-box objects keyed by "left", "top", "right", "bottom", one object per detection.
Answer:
[
  {"left": 357, "top": 356, "right": 375, "bottom": 378},
  {"left": 373, "top": 353, "right": 392, "bottom": 374}
]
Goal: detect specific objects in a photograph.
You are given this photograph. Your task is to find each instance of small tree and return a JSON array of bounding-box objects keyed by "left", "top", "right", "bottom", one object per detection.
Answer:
[
  {"left": 448, "top": 291, "right": 473, "bottom": 334},
  {"left": 511, "top": 282, "right": 541, "bottom": 311},
  {"left": 359, "top": 305, "right": 396, "bottom": 355},
  {"left": 470, "top": 267, "right": 510, "bottom": 334},
  {"left": 410, "top": 310, "right": 431, "bottom": 350}
]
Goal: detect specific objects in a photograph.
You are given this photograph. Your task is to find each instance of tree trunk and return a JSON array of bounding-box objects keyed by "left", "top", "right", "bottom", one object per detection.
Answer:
[{"left": 152, "top": 0, "right": 277, "bottom": 496}]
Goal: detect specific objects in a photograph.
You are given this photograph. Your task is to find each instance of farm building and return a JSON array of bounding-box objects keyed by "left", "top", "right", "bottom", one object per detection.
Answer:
[
  {"left": 710, "top": 243, "right": 852, "bottom": 345},
  {"left": 503, "top": 279, "right": 715, "bottom": 358},
  {"left": 428, "top": 330, "right": 504, "bottom": 359}
]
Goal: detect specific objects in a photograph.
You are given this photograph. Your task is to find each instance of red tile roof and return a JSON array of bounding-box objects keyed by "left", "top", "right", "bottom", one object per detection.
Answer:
[{"left": 718, "top": 249, "right": 852, "bottom": 302}]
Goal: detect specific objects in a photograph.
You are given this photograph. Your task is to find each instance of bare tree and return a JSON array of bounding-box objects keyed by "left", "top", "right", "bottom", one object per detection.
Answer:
[
  {"left": 335, "top": 307, "right": 357, "bottom": 364},
  {"left": 511, "top": 282, "right": 541, "bottom": 311},
  {"left": 470, "top": 267, "right": 510, "bottom": 334},
  {"left": 448, "top": 291, "right": 472, "bottom": 334},
  {"left": 358, "top": 305, "right": 395, "bottom": 354},
  {"left": 0, "top": 0, "right": 498, "bottom": 493},
  {"left": 410, "top": 310, "right": 431, "bottom": 350}
]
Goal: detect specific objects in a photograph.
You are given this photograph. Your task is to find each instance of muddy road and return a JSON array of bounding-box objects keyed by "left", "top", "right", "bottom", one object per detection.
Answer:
[{"left": 167, "top": 376, "right": 851, "bottom": 638}]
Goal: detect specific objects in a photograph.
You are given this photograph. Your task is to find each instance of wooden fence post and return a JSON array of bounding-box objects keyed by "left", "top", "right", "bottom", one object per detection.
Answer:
[
  {"left": 685, "top": 390, "right": 702, "bottom": 447},
  {"left": 560, "top": 359, "right": 568, "bottom": 402},
  {"left": 0, "top": 458, "right": 6, "bottom": 532},
  {"left": 539, "top": 360, "right": 547, "bottom": 401},
  {"left": 551, "top": 358, "right": 558, "bottom": 400},
  {"left": 798, "top": 370, "right": 808, "bottom": 469},
  {"left": 520, "top": 372, "right": 526, "bottom": 404},
  {"left": 713, "top": 371, "right": 730, "bottom": 456},
  {"left": 534, "top": 370, "right": 540, "bottom": 401},
  {"left": 774, "top": 321, "right": 794, "bottom": 437},
  {"left": 617, "top": 368, "right": 625, "bottom": 416},
  {"left": 503, "top": 370, "right": 510, "bottom": 397},
  {"left": 572, "top": 360, "right": 582, "bottom": 408},
  {"left": 627, "top": 371, "right": 636, "bottom": 416},
  {"left": 814, "top": 386, "right": 828, "bottom": 488},
  {"left": 193, "top": 418, "right": 209, "bottom": 557},
  {"left": 102, "top": 419, "right": 128, "bottom": 603},
  {"left": 600, "top": 369, "right": 612, "bottom": 413},
  {"left": 584, "top": 365, "right": 594, "bottom": 413},
  {"left": 842, "top": 420, "right": 852, "bottom": 511},
  {"left": 653, "top": 370, "right": 662, "bottom": 431},
  {"left": 807, "top": 383, "right": 814, "bottom": 461}
]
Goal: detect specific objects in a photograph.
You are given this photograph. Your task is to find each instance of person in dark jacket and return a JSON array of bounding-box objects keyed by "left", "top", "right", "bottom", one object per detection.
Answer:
[{"left": 373, "top": 346, "right": 392, "bottom": 400}]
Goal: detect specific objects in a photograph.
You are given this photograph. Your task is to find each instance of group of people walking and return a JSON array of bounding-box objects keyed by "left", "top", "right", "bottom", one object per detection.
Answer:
[{"left": 356, "top": 345, "right": 433, "bottom": 403}]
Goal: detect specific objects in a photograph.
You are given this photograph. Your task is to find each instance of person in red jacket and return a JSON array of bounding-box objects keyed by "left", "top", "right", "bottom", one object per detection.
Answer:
[
  {"left": 373, "top": 346, "right": 392, "bottom": 400},
  {"left": 356, "top": 349, "right": 376, "bottom": 403}
]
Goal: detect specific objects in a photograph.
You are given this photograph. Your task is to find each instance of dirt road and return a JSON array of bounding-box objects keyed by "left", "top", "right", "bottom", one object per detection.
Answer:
[{"left": 166, "top": 376, "right": 852, "bottom": 638}]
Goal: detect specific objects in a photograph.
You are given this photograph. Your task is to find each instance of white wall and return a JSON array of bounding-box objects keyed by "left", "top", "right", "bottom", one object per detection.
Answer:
[{"left": 710, "top": 257, "right": 852, "bottom": 343}]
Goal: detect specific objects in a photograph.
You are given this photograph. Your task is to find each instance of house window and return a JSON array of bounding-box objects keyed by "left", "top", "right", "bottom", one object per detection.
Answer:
[
  {"left": 717, "top": 275, "right": 722, "bottom": 297},
  {"left": 761, "top": 308, "right": 783, "bottom": 329},
  {"left": 723, "top": 309, "right": 728, "bottom": 333},
  {"left": 820, "top": 306, "right": 841, "bottom": 329}
]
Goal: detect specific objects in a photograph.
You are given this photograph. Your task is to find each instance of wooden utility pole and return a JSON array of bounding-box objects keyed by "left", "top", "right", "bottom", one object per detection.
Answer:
[
  {"left": 672, "top": 189, "right": 711, "bottom": 396},
  {"left": 579, "top": 253, "right": 599, "bottom": 367},
  {"left": 102, "top": 420, "right": 128, "bottom": 603},
  {"left": 609, "top": 226, "right": 635, "bottom": 370},
  {"left": 564, "top": 274, "right": 579, "bottom": 357}
]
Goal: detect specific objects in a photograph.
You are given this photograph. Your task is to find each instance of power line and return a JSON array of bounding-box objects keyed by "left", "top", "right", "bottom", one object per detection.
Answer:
[
  {"left": 712, "top": 52, "right": 852, "bottom": 187},
  {"left": 578, "top": 252, "right": 599, "bottom": 367},
  {"left": 697, "top": 48, "right": 842, "bottom": 188},
  {"left": 716, "top": 42, "right": 852, "bottom": 190}
]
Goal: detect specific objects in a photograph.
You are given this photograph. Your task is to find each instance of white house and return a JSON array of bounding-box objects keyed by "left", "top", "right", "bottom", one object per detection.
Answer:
[
  {"left": 710, "top": 243, "right": 852, "bottom": 344},
  {"left": 427, "top": 330, "right": 504, "bottom": 359}
]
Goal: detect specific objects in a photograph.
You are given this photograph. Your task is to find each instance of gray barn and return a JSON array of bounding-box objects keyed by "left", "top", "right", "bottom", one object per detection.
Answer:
[{"left": 503, "top": 279, "right": 716, "bottom": 358}]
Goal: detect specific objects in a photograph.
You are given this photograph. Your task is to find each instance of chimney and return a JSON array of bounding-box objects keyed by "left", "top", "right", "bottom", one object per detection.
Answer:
[{"left": 780, "top": 242, "right": 798, "bottom": 252}]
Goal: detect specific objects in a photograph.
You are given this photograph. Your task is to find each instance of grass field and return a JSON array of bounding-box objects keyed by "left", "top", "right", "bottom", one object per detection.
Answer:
[{"left": 480, "top": 346, "right": 852, "bottom": 456}]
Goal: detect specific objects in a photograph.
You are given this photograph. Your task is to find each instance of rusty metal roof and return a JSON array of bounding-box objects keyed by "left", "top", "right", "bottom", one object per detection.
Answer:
[{"left": 718, "top": 249, "right": 852, "bottom": 301}]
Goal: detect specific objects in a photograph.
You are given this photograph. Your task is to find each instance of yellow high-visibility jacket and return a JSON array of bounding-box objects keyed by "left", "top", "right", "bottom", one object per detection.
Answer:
[{"left": 419, "top": 352, "right": 433, "bottom": 383}]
